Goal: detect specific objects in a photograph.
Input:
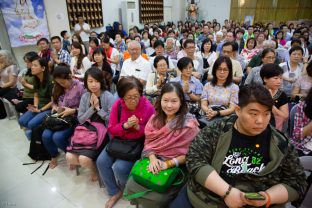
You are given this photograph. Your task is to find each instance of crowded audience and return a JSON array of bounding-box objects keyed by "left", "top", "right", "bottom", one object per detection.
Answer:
[{"left": 1, "top": 17, "right": 311, "bottom": 208}]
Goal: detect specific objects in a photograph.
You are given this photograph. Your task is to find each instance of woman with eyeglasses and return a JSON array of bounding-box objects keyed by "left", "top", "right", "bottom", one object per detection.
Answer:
[
  {"left": 145, "top": 56, "right": 172, "bottom": 105},
  {"left": 96, "top": 76, "right": 155, "bottom": 208},
  {"left": 279, "top": 46, "right": 304, "bottom": 97},
  {"left": 245, "top": 48, "right": 276, "bottom": 86},
  {"left": 201, "top": 56, "right": 239, "bottom": 123}
]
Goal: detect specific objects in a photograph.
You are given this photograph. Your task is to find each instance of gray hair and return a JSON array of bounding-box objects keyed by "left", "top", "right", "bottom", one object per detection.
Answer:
[
  {"left": 165, "top": 37, "right": 175, "bottom": 44},
  {"left": 0, "top": 50, "right": 15, "bottom": 69},
  {"left": 263, "top": 40, "right": 275, "bottom": 48},
  {"left": 128, "top": 40, "right": 141, "bottom": 49}
]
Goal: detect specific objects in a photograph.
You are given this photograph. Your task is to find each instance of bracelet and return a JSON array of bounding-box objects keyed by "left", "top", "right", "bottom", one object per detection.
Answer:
[
  {"left": 222, "top": 185, "right": 232, "bottom": 199},
  {"left": 172, "top": 158, "right": 179, "bottom": 167},
  {"left": 165, "top": 160, "right": 175, "bottom": 168},
  {"left": 263, "top": 191, "right": 271, "bottom": 208}
]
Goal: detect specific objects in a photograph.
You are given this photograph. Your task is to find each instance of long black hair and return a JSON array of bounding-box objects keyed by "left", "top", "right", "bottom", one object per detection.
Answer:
[
  {"left": 32, "top": 56, "right": 50, "bottom": 90},
  {"left": 152, "top": 82, "right": 188, "bottom": 130},
  {"left": 23, "top": 51, "right": 39, "bottom": 76},
  {"left": 52, "top": 64, "right": 72, "bottom": 104},
  {"left": 72, "top": 41, "right": 85, "bottom": 69},
  {"left": 84, "top": 67, "right": 107, "bottom": 92},
  {"left": 211, "top": 56, "right": 233, "bottom": 87}
]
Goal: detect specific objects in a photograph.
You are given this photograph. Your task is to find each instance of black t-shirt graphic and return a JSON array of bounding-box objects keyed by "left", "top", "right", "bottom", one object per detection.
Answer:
[{"left": 220, "top": 126, "right": 271, "bottom": 186}]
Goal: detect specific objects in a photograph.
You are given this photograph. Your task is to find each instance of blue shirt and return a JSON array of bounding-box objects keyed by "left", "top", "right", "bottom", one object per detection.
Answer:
[
  {"left": 62, "top": 40, "right": 70, "bottom": 52},
  {"left": 57, "top": 49, "right": 71, "bottom": 66},
  {"left": 172, "top": 76, "right": 203, "bottom": 101}
]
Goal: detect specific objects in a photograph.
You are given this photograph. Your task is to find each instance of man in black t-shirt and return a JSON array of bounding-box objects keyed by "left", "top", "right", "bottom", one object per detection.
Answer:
[{"left": 171, "top": 85, "right": 307, "bottom": 208}]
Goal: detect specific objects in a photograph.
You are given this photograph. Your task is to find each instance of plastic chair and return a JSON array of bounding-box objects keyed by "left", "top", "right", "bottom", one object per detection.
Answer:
[
  {"left": 0, "top": 98, "right": 19, "bottom": 120},
  {"left": 299, "top": 156, "right": 312, "bottom": 208}
]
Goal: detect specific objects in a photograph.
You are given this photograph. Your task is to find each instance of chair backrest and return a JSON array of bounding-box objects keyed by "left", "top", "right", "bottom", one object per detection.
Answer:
[
  {"left": 289, "top": 103, "right": 299, "bottom": 137},
  {"left": 299, "top": 156, "right": 312, "bottom": 208}
]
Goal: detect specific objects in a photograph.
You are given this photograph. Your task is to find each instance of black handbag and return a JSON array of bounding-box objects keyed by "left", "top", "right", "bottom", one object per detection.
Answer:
[
  {"left": 106, "top": 137, "right": 144, "bottom": 161},
  {"left": 44, "top": 114, "right": 78, "bottom": 131},
  {"left": 106, "top": 103, "right": 144, "bottom": 161}
]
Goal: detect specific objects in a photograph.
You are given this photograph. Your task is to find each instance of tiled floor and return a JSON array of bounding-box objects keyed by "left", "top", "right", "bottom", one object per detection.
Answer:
[{"left": 0, "top": 118, "right": 134, "bottom": 208}]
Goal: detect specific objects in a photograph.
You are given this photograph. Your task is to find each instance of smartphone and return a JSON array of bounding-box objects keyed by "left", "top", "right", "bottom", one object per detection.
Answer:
[{"left": 244, "top": 192, "right": 265, "bottom": 200}]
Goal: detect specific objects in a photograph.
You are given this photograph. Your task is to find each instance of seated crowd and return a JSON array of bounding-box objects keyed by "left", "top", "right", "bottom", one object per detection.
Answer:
[{"left": 0, "top": 18, "right": 312, "bottom": 208}]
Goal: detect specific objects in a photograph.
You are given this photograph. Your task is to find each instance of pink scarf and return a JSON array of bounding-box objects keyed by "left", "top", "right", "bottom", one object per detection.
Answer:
[{"left": 143, "top": 113, "right": 199, "bottom": 159}]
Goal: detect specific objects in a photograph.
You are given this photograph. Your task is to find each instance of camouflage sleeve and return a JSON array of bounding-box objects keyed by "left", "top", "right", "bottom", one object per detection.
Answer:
[
  {"left": 186, "top": 122, "right": 220, "bottom": 186},
  {"left": 279, "top": 143, "right": 307, "bottom": 202}
]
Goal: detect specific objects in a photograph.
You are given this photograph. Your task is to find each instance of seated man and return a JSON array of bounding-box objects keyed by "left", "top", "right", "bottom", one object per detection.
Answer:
[
  {"left": 208, "top": 42, "right": 243, "bottom": 84},
  {"left": 170, "top": 84, "right": 307, "bottom": 208},
  {"left": 120, "top": 41, "right": 152, "bottom": 85}
]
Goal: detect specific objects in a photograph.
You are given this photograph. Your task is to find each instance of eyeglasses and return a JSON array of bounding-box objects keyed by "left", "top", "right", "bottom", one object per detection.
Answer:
[
  {"left": 264, "top": 56, "right": 276, "bottom": 60},
  {"left": 124, "top": 95, "right": 140, "bottom": 101},
  {"left": 157, "top": 64, "right": 168, "bottom": 69},
  {"left": 216, "top": 68, "right": 229, "bottom": 72}
]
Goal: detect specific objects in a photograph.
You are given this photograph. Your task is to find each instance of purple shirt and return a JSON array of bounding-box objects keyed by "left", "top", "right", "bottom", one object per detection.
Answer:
[{"left": 57, "top": 80, "right": 85, "bottom": 108}]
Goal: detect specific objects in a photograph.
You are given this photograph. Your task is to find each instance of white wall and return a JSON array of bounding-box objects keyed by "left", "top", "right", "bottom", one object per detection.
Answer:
[
  {"left": 44, "top": 0, "right": 70, "bottom": 36},
  {"left": 198, "top": 0, "right": 231, "bottom": 23}
]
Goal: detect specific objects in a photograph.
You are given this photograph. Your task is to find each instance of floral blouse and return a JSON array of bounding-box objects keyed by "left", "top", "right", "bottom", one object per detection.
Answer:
[{"left": 201, "top": 82, "right": 239, "bottom": 107}]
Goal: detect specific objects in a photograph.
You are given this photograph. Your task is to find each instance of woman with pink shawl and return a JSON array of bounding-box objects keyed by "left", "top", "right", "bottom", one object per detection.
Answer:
[{"left": 125, "top": 82, "right": 200, "bottom": 208}]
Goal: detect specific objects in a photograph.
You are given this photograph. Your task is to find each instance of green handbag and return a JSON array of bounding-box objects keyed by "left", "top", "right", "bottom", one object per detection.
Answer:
[{"left": 123, "top": 158, "right": 185, "bottom": 200}]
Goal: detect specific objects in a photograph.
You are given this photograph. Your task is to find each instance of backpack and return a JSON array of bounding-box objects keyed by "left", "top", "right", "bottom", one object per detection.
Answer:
[
  {"left": 67, "top": 120, "right": 107, "bottom": 151},
  {"left": 23, "top": 124, "right": 51, "bottom": 175}
]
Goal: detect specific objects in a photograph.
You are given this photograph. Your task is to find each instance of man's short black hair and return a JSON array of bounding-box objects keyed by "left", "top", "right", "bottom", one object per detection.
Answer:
[
  {"left": 36, "top": 38, "right": 49, "bottom": 45},
  {"left": 153, "top": 40, "right": 164, "bottom": 49},
  {"left": 183, "top": 39, "right": 195, "bottom": 49},
  {"left": 60, "top": 30, "right": 67, "bottom": 38},
  {"left": 51, "top": 36, "right": 61, "bottom": 42},
  {"left": 222, "top": 41, "right": 234, "bottom": 51},
  {"left": 238, "top": 84, "right": 274, "bottom": 110}
]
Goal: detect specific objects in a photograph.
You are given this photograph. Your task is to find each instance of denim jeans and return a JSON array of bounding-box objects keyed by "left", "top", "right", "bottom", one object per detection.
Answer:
[
  {"left": 169, "top": 185, "right": 193, "bottom": 208},
  {"left": 42, "top": 128, "right": 73, "bottom": 157},
  {"left": 19, "top": 110, "right": 51, "bottom": 130},
  {"left": 96, "top": 148, "right": 134, "bottom": 196}
]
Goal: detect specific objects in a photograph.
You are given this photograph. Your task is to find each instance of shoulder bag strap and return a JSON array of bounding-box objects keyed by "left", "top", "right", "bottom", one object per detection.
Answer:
[{"left": 117, "top": 103, "right": 121, "bottom": 123}]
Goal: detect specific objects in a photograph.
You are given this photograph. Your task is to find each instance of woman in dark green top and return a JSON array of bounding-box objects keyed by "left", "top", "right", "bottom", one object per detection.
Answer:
[
  {"left": 12, "top": 52, "right": 37, "bottom": 113},
  {"left": 18, "top": 56, "right": 53, "bottom": 136}
]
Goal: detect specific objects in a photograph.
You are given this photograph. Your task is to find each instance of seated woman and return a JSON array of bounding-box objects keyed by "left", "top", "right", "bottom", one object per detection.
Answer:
[
  {"left": 279, "top": 46, "right": 304, "bottom": 97},
  {"left": 70, "top": 41, "right": 92, "bottom": 80},
  {"left": 66, "top": 67, "right": 115, "bottom": 180},
  {"left": 92, "top": 48, "right": 113, "bottom": 91},
  {"left": 96, "top": 76, "right": 155, "bottom": 208},
  {"left": 18, "top": 57, "right": 53, "bottom": 138},
  {"left": 170, "top": 84, "right": 307, "bottom": 208},
  {"left": 72, "top": 33, "right": 87, "bottom": 55},
  {"left": 145, "top": 56, "right": 172, "bottom": 104},
  {"left": 165, "top": 37, "right": 178, "bottom": 60},
  {"left": 201, "top": 56, "right": 239, "bottom": 123},
  {"left": 42, "top": 64, "right": 84, "bottom": 169},
  {"left": 0, "top": 50, "right": 20, "bottom": 118},
  {"left": 12, "top": 52, "right": 37, "bottom": 113},
  {"left": 245, "top": 48, "right": 276, "bottom": 86},
  {"left": 87, "top": 37, "right": 99, "bottom": 61},
  {"left": 172, "top": 57, "right": 203, "bottom": 116},
  {"left": 240, "top": 38, "right": 259, "bottom": 65},
  {"left": 291, "top": 61, "right": 312, "bottom": 100},
  {"left": 101, "top": 37, "right": 120, "bottom": 75},
  {"left": 124, "top": 82, "right": 200, "bottom": 208},
  {"left": 291, "top": 87, "right": 312, "bottom": 156},
  {"left": 260, "top": 63, "right": 289, "bottom": 131}
]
